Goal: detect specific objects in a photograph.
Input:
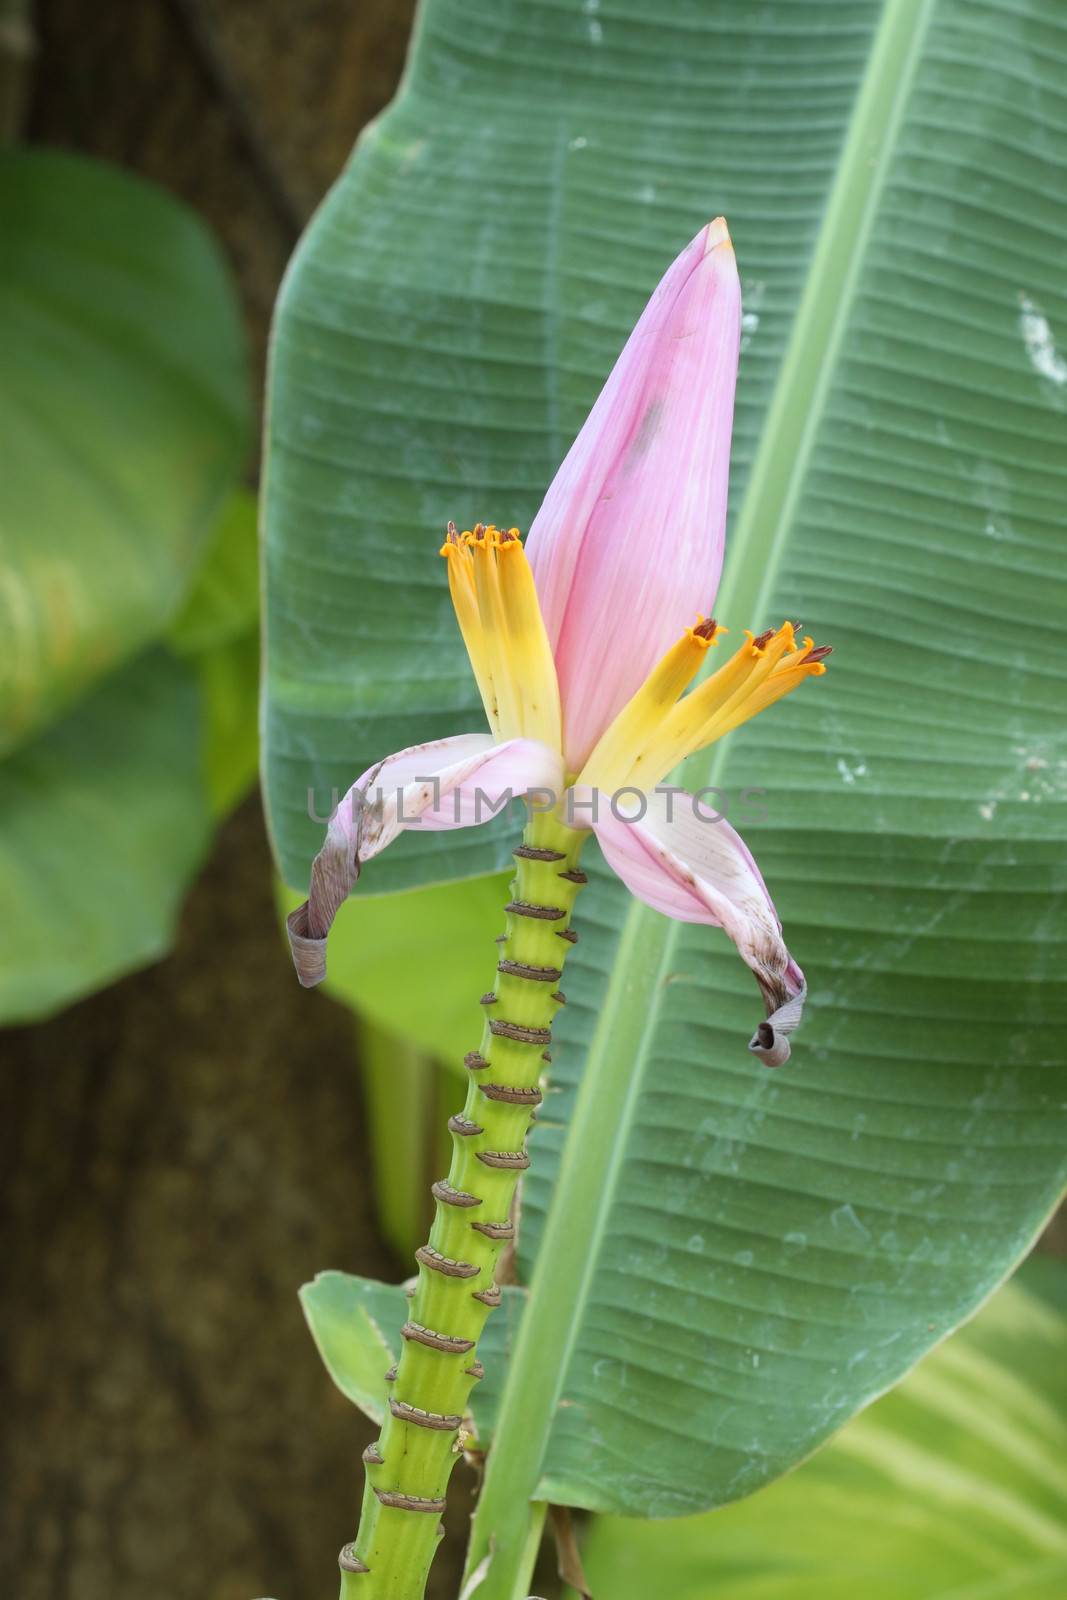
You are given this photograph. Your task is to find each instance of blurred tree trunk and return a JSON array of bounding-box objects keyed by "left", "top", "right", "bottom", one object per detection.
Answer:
[
  {"left": 26, "top": 0, "right": 417, "bottom": 393},
  {"left": 0, "top": 801, "right": 410, "bottom": 1600},
  {"left": 0, "top": 0, "right": 34, "bottom": 139}
]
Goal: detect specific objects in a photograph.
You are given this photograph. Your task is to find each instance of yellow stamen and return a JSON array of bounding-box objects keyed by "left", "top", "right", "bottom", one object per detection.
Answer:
[
  {"left": 470, "top": 528, "right": 524, "bottom": 738},
  {"left": 673, "top": 621, "right": 798, "bottom": 752},
  {"left": 441, "top": 524, "right": 500, "bottom": 734},
  {"left": 494, "top": 530, "right": 563, "bottom": 751},
  {"left": 440, "top": 524, "right": 561, "bottom": 749},
  {"left": 577, "top": 619, "right": 722, "bottom": 791},
  {"left": 576, "top": 619, "right": 827, "bottom": 792},
  {"left": 707, "top": 655, "right": 827, "bottom": 741}
]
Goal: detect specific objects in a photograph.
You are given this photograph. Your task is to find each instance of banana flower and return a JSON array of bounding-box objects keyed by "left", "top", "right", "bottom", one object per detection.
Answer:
[{"left": 288, "top": 219, "right": 828, "bottom": 1064}]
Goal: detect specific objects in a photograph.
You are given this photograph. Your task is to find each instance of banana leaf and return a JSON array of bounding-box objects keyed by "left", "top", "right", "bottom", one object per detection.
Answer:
[
  {"left": 263, "top": 0, "right": 1067, "bottom": 1536},
  {"left": 578, "top": 1257, "right": 1067, "bottom": 1599}
]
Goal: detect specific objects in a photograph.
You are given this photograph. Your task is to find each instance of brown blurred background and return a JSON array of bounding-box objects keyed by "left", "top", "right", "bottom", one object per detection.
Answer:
[{"left": 0, "top": 5, "right": 522, "bottom": 1598}]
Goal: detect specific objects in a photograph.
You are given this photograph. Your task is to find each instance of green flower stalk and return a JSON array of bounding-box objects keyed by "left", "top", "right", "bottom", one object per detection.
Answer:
[
  {"left": 287, "top": 219, "right": 829, "bottom": 1597},
  {"left": 334, "top": 809, "right": 586, "bottom": 1596}
]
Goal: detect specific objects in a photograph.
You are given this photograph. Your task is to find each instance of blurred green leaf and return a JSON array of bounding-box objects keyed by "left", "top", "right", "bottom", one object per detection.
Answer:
[
  {"left": 263, "top": 0, "right": 1067, "bottom": 1563},
  {"left": 172, "top": 487, "right": 262, "bottom": 816},
  {"left": 193, "top": 629, "right": 260, "bottom": 817},
  {"left": 169, "top": 488, "right": 260, "bottom": 655},
  {"left": 360, "top": 1018, "right": 444, "bottom": 1259},
  {"left": 276, "top": 871, "right": 510, "bottom": 1068},
  {"left": 0, "top": 148, "right": 249, "bottom": 754},
  {"left": 0, "top": 649, "right": 211, "bottom": 1023},
  {"left": 579, "top": 1259, "right": 1067, "bottom": 1600}
]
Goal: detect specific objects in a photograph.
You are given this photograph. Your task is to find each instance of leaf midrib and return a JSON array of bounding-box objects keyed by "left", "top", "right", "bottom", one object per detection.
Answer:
[{"left": 464, "top": 0, "right": 936, "bottom": 1572}]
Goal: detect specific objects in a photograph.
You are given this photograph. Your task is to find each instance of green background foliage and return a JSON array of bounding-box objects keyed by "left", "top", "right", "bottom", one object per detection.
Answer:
[
  {"left": 275, "top": 871, "right": 510, "bottom": 1070},
  {"left": 0, "top": 150, "right": 254, "bottom": 1023},
  {"left": 0, "top": 650, "right": 211, "bottom": 1022}
]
